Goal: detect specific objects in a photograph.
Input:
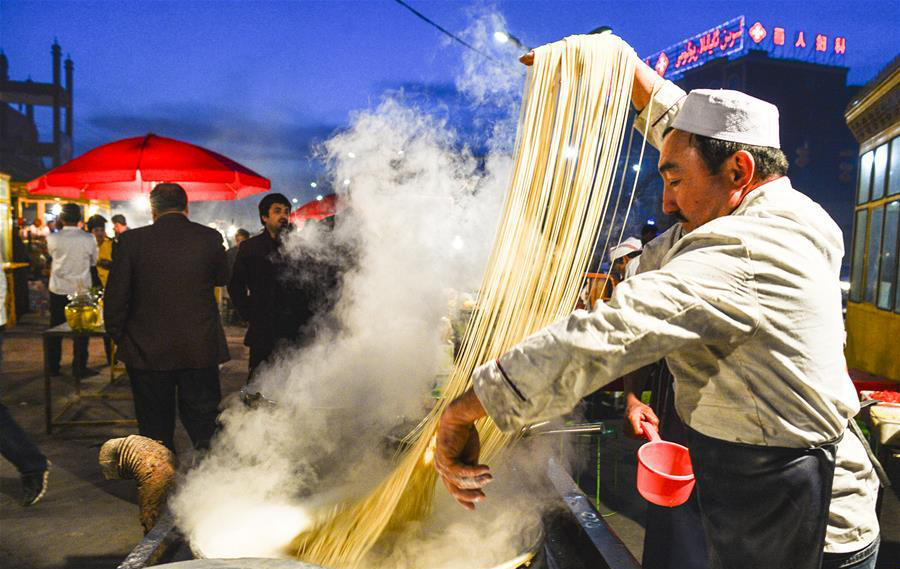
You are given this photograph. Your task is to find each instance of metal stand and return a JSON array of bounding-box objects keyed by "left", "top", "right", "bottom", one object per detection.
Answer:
[{"left": 42, "top": 322, "right": 136, "bottom": 433}]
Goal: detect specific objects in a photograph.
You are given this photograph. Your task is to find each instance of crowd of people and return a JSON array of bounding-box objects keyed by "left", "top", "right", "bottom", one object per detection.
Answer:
[{"left": 2, "top": 184, "right": 341, "bottom": 507}]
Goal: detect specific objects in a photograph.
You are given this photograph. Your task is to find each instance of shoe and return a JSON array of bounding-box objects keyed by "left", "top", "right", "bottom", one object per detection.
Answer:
[
  {"left": 48, "top": 368, "right": 62, "bottom": 377},
  {"left": 73, "top": 367, "right": 100, "bottom": 379},
  {"left": 22, "top": 461, "right": 50, "bottom": 507}
]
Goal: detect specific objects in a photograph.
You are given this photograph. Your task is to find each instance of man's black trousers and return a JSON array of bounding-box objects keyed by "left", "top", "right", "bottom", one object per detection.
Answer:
[
  {"left": 48, "top": 292, "right": 89, "bottom": 374},
  {"left": 126, "top": 366, "right": 221, "bottom": 451}
]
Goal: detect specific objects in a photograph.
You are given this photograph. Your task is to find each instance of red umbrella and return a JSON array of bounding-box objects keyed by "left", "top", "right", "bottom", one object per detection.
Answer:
[
  {"left": 291, "top": 193, "right": 339, "bottom": 222},
  {"left": 27, "top": 133, "right": 270, "bottom": 201}
]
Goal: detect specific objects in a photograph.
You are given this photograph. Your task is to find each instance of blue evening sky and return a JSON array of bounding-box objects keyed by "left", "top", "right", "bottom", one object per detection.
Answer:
[{"left": 2, "top": 0, "right": 898, "bottom": 206}]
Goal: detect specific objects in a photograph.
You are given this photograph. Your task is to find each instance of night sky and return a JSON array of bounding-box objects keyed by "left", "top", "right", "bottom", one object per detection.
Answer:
[{"left": 2, "top": 0, "right": 898, "bottom": 215}]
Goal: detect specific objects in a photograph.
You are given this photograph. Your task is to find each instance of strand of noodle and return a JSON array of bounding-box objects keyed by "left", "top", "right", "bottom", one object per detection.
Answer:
[
  {"left": 290, "top": 35, "right": 636, "bottom": 568},
  {"left": 611, "top": 85, "right": 657, "bottom": 257}
]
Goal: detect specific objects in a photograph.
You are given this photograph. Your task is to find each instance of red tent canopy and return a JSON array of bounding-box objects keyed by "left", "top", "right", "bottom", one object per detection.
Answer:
[
  {"left": 291, "top": 193, "right": 339, "bottom": 222},
  {"left": 27, "top": 133, "right": 270, "bottom": 201}
]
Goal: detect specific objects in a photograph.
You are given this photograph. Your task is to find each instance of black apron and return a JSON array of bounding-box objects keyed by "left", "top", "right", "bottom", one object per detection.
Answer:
[
  {"left": 642, "top": 362, "right": 709, "bottom": 569},
  {"left": 686, "top": 425, "right": 838, "bottom": 569}
]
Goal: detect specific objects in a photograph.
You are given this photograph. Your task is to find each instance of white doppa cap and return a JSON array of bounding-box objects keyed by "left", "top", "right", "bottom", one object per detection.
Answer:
[
  {"left": 609, "top": 237, "right": 642, "bottom": 263},
  {"left": 671, "top": 89, "right": 781, "bottom": 149}
]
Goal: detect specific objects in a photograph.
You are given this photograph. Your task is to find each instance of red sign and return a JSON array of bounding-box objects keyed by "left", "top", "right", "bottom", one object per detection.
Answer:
[
  {"left": 655, "top": 52, "right": 670, "bottom": 76},
  {"left": 773, "top": 27, "right": 785, "bottom": 46},
  {"left": 835, "top": 37, "right": 846, "bottom": 54},
  {"left": 749, "top": 22, "right": 767, "bottom": 44},
  {"left": 643, "top": 16, "right": 846, "bottom": 80}
]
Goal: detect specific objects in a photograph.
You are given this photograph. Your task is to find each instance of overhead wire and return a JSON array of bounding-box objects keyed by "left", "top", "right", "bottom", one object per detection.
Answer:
[{"left": 392, "top": 0, "right": 499, "bottom": 62}]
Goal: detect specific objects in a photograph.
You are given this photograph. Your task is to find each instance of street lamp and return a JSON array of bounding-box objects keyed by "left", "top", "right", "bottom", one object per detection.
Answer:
[{"left": 493, "top": 29, "right": 528, "bottom": 50}]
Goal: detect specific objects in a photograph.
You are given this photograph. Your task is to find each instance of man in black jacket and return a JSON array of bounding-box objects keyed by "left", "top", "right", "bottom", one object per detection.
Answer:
[
  {"left": 228, "top": 193, "right": 319, "bottom": 377},
  {"left": 104, "top": 184, "right": 230, "bottom": 451}
]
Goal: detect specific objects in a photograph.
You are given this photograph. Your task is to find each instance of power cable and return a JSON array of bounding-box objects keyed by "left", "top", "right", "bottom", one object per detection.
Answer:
[{"left": 392, "top": 0, "right": 498, "bottom": 62}]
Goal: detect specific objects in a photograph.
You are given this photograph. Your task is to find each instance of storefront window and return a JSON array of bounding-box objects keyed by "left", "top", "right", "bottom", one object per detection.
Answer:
[
  {"left": 850, "top": 209, "right": 868, "bottom": 302},
  {"left": 877, "top": 201, "right": 899, "bottom": 309},
  {"left": 872, "top": 143, "right": 888, "bottom": 201},
  {"left": 864, "top": 207, "right": 884, "bottom": 304},
  {"left": 858, "top": 150, "right": 873, "bottom": 204},
  {"left": 890, "top": 137, "right": 900, "bottom": 196}
]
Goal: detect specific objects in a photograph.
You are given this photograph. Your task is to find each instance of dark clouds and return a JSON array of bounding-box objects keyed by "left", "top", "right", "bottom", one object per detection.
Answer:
[{"left": 85, "top": 104, "right": 338, "bottom": 161}]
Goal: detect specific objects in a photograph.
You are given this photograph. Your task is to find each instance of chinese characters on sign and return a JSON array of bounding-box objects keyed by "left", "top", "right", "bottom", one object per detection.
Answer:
[{"left": 644, "top": 16, "right": 847, "bottom": 80}]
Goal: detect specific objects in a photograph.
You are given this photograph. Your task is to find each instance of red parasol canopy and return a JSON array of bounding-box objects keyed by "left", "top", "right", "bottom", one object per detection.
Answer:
[
  {"left": 27, "top": 133, "right": 270, "bottom": 201},
  {"left": 291, "top": 193, "right": 339, "bottom": 222}
]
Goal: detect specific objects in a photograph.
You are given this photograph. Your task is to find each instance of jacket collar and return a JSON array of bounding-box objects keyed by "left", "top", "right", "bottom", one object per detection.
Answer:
[
  {"left": 153, "top": 212, "right": 189, "bottom": 224},
  {"left": 732, "top": 176, "right": 792, "bottom": 216}
]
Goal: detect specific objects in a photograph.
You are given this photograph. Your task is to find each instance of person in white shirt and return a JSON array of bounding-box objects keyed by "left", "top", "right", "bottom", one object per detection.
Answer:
[
  {"left": 436, "top": 41, "right": 879, "bottom": 569},
  {"left": 609, "top": 236, "right": 642, "bottom": 282},
  {"left": 46, "top": 204, "right": 98, "bottom": 377}
]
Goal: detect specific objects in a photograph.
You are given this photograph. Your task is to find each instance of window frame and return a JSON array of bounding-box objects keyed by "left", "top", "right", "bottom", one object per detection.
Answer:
[{"left": 876, "top": 200, "right": 900, "bottom": 310}]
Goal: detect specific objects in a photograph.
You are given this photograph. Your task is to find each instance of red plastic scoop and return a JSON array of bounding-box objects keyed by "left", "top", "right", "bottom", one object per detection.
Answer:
[{"left": 636, "top": 421, "right": 695, "bottom": 507}]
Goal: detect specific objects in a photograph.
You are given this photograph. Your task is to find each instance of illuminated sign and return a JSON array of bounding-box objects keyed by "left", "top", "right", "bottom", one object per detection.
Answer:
[
  {"left": 644, "top": 16, "right": 745, "bottom": 79},
  {"left": 644, "top": 16, "right": 848, "bottom": 80}
]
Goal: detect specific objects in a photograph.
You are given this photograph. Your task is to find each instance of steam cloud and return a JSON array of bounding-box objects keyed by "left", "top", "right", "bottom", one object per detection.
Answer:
[{"left": 171, "top": 10, "right": 569, "bottom": 568}]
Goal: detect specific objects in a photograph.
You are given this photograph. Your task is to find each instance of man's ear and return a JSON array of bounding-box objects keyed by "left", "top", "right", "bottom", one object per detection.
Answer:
[{"left": 728, "top": 150, "right": 755, "bottom": 189}]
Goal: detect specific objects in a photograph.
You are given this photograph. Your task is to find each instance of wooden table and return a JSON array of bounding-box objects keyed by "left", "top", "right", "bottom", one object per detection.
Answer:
[{"left": 42, "top": 323, "right": 136, "bottom": 434}]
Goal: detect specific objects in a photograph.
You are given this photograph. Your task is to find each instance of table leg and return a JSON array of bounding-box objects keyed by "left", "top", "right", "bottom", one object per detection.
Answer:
[
  {"left": 109, "top": 337, "right": 116, "bottom": 383},
  {"left": 43, "top": 335, "right": 52, "bottom": 434}
]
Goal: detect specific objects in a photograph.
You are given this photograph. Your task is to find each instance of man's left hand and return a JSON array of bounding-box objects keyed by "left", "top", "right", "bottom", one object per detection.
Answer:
[{"left": 435, "top": 388, "right": 493, "bottom": 510}]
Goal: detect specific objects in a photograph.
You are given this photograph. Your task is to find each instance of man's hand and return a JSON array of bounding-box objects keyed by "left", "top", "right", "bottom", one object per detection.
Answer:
[
  {"left": 519, "top": 39, "right": 658, "bottom": 113},
  {"left": 435, "top": 388, "right": 492, "bottom": 510},
  {"left": 625, "top": 392, "right": 659, "bottom": 439}
]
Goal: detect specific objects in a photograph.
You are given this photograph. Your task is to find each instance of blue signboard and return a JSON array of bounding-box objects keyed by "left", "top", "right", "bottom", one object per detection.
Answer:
[
  {"left": 644, "top": 16, "right": 745, "bottom": 79},
  {"left": 644, "top": 16, "right": 848, "bottom": 80}
]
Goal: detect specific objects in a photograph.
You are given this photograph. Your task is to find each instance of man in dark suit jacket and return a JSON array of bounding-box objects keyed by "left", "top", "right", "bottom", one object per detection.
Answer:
[
  {"left": 228, "top": 194, "right": 323, "bottom": 377},
  {"left": 104, "top": 184, "right": 230, "bottom": 451}
]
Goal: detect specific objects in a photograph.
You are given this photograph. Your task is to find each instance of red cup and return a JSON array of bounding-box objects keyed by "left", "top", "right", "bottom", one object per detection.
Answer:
[{"left": 636, "top": 421, "right": 695, "bottom": 507}]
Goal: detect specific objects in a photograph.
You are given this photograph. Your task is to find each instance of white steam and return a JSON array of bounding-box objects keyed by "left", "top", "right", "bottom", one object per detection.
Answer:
[{"left": 171, "top": 10, "right": 565, "bottom": 568}]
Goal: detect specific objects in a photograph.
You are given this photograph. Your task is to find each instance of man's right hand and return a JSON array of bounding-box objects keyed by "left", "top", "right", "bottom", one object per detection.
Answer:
[
  {"left": 625, "top": 394, "right": 659, "bottom": 439},
  {"left": 518, "top": 38, "right": 659, "bottom": 113}
]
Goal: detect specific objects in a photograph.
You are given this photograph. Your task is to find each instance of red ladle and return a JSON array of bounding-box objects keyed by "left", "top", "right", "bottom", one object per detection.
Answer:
[{"left": 636, "top": 421, "right": 695, "bottom": 507}]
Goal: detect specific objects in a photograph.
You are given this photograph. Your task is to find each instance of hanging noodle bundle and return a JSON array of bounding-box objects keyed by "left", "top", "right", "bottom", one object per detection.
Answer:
[{"left": 291, "top": 33, "right": 637, "bottom": 568}]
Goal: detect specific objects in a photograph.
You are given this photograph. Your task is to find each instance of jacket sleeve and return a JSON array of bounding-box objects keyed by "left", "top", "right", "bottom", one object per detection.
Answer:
[
  {"left": 227, "top": 246, "right": 251, "bottom": 321},
  {"left": 473, "top": 232, "right": 761, "bottom": 432},
  {"left": 632, "top": 79, "right": 687, "bottom": 150},
  {"left": 103, "top": 233, "right": 132, "bottom": 342}
]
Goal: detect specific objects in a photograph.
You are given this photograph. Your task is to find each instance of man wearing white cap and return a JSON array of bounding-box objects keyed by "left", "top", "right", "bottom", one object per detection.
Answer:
[
  {"left": 608, "top": 236, "right": 642, "bottom": 282},
  {"left": 436, "top": 39, "right": 880, "bottom": 569}
]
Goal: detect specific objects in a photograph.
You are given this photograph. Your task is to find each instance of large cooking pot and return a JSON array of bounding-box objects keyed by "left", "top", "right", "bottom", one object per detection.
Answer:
[{"left": 153, "top": 561, "right": 325, "bottom": 569}]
